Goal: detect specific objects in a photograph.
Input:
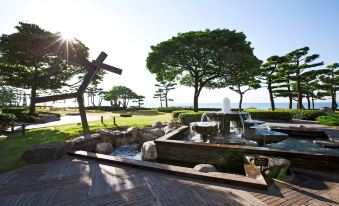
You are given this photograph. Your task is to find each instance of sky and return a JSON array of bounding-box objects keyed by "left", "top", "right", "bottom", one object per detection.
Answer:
[{"left": 0, "top": 0, "right": 338, "bottom": 106}]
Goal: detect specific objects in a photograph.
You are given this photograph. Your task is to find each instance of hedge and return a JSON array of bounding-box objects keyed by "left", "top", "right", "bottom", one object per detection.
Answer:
[
  {"left": 178, "top": 112, "right": 206, "bottom": 125},
  {"left": 292, "top": 110, "right": 327, "bottom": 121},
  {"left": 172, "top": 110, "right": 191, "bottom": 118},
  {"left": 248, "top": 111, "right": 294, "bottom": 121},
  {"left": 158, "top": 107, "right": 221, "bottom": 113},
  {"left": 86, "top": 106, "right": 122, "bottom": 111},
  {"left": 316, "top": 113, "right": 339, "bottom": 126},
  {"left": 0, "top": 113, "right": 16, "bottom": 130},
  {"left": 1, "top": 107, "right": 36, "bottom": 123}
]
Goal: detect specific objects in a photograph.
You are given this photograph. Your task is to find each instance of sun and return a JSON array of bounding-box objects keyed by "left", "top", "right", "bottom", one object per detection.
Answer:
[{"left": 61, "top": 31, "right": 75, "bottom": 41}]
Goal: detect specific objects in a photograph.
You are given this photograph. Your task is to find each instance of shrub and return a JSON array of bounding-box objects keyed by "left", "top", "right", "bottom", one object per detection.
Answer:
[
  {"left": 158, "top": 107, "right": 221, "bottom": 113},
  {"left": 1, "top": 107, "right": 36, "bottom": 123},
  {"left": 248, "top": 111, "right": 294, "bottom": 121},
  {"left": 0, "top": 113, "right": 16, "bottom": 130},
  {"left": 86, "top": 106, "right": 122, "bottom": 111},
  {"left": 292, "top": 110, "right": 327, "bottom": 120},
  {"left": 178, "top": 112, "right": 205, "bottom": 125},
  {"left": 316, "top": 113, "right": 339, "bottom": 126},
  {"left": 172, "top": 110, "right": 190, "bottom": 118}
]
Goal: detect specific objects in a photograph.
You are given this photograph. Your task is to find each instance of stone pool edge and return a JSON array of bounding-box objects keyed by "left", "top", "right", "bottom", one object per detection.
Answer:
[{"left": 68, "top": 150, "right": 268, "bottom": 190}]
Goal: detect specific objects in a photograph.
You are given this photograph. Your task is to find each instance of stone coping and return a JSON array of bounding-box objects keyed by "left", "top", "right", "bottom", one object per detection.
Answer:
[
  {"left": 156, "top": 126, "right": 339, "bottom": 161},
  {"left": 68, "top": 150, "right": 268, "bottom": 190}
]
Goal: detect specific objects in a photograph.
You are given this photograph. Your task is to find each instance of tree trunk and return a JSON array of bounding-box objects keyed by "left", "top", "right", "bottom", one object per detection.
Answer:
[
  {"left": 332, "top": 93, "right": 337, "bottom": 111},
  {"left": 306, "top": 95, "right": 310, "bottom": 110},
  {"left": 193, "top": 81, "right": 199, "bottom": 112},
  {"left": 239, "top": 93, "right": 243, "bottom": 111},
  {"left": 268, "top": 79, "right": 275, "bottom": 111},
  {"left": 29, "top": 83, "right": 37, "bottom": 113},
  {"left": 296, "top": 78, "right": 303, "bottom": 109},
  {"left": 165, "top": 91, "right": 168, "bottom": 107},
  {"left": 160, "top": 99, "right": 162, "bottom": 107},
  {"left": 312, "top": 97, "right": 315, "bottom": 110}
]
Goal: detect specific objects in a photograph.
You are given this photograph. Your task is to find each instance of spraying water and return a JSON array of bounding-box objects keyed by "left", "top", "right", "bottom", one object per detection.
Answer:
[{"left": 222, "top": 97, "right": 231, "bottom": 112}]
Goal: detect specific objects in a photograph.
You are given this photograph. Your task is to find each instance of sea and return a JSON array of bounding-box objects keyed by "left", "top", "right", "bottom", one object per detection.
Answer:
[{"left": 142, "top": 102, "right": 334, "bottom": 109}]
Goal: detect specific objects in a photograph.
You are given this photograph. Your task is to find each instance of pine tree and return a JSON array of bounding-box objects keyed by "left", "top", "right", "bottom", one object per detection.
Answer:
[
  {"left": 155, "top": 81, "right": 176, "bottom": 107},
  {"left": 319, "top": 63, "right": 339, "bottom": 110}
]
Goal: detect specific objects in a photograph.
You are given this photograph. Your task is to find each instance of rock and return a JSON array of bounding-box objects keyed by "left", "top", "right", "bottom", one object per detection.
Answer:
[
  {"left": 22, "top": 142, "right": 70, "bottom": 163},
  {"left": 152, "top": 121, "right": 163, "bottom": 129},
  {"left": 126, "top": 127, "right": 139, "bottom": 138},
  {"left": 141, "top": 141, "right": 157, "bottom": 160},
  {"left": 163, "top": 126, "right": 175, "bottom": 134},
  {"left": 35, "top": 114, "right": 60, "bottom": 123},
  {"left": 151, "top": 128, "right": 165, "bottom": 137},
  {"left": 140, "top": 126, "right": 152, "bottom": 133},
  {"left": 168, "top": 122, "right": 182, "bottom": 129},
  {"left": 193, "top": 164, "right": 217, "bottom": 173},
  {"left": 141, "top": 133, "right": 158, "bottom": 142},
  {"left": 320, "top": 107, "right": 333, "bottom": 112},
  {"left": 95, "top": 142, "right": 113, "bottom": 154},
  {"left": 71, "top": 133, "right": 104, "bottom": 151}
]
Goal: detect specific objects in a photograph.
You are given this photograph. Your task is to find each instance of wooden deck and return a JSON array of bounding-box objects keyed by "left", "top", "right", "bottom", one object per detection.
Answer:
[{"left": 0, "top": 157, "right": 338, "bottom": 206}]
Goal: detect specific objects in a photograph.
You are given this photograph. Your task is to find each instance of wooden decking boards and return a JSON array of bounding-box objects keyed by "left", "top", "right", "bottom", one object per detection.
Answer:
[{"left": 0, "top": 157, "right": 338, "bottom": 206}]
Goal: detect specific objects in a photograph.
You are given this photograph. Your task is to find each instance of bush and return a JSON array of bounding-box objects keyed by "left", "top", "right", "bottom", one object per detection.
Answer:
[
  {"left": 178, "top": 112, "right": 206, "bottom": 125},
  {"left": 0, "top": 113, "right": 16, "bottom": 130},
  {"left": 158, "top": 107, "right": 221, "bottom": 113},
  {"left": 172, "top": 110, "right": 190, "bottom": 118},
  {"left": 292, "top": 110, "right": 327, "bottom": 120},
  {"left": 316, "top": 113, "right": 339, "bottom": 126},
  {"left": 86, "top": 106, "right": 122, "bottom": 111},
  {"left": 248, "top": 111, "right": 294, "bottom": 121},
  {"left": 1, "top": 107, "right": 36, "bottom": 123}
]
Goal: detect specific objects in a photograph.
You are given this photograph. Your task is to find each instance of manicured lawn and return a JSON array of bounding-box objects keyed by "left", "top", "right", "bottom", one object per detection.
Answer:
[{"left": 0, "top": 110, "right": 172, "bottom": 173}]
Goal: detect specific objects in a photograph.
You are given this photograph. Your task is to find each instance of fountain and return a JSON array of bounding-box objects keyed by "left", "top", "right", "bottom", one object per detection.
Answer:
[{"left": 189, "top": 97, "right": 287, "bottom": 146}]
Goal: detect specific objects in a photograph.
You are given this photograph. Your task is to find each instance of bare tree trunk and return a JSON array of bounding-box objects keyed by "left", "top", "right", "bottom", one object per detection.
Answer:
[
  {"left": 306, "top": 95, "right": 311, "bottom": 110},
  {"left": 239, "top": 93, "right": 243, "bottom": 111},
  {"left": 268, "top": 79, "right": 275, "bottom": 111},
  {"left": 312, "top": 97, "right": 315, "bottom": 110},
  {"left": 29, "top": 83, "right": 37, "bottom": 113}
]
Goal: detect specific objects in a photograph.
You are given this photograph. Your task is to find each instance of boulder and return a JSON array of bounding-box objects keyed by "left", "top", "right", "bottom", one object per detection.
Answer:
[
  {"left": 71, "top": 133, "right": 104, "bottom": 151},
  {"left": 126, "top": 127, "right": 139, "bottom": 138},
  {"left": 152, "top": 121, "right": 163, "bottom": 129},
  {"left": 22, "top": 142, "right": 70, "bottom": 163},
  {"left": 141, "top": 133, "right": 158, "bottom": 142},
  {"left": 95, "top": 142, "right": 113, "bottom": 154},
  {"left": 151, "top": 128, "right": 165, "bottom": 137},
  {"left": 141, "top": 141, "right": 157, "bottom": 160},
  {"left": 193, "top": 164, "right": 217, "bottom": 173},
  {"left": 140, "top": 126, "right": 152, "bottom": 133}
]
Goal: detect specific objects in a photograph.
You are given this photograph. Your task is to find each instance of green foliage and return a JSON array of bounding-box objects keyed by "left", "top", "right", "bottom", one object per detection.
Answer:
[
  {"left": 158, "top": 107, "right": 221, "bottom": 113},
  {"left": 147, "top": 29, "right": 260, "bottom": 111},
  {"left": 0, "top": 113, "right": 16, "bottom": 130},
  {"left": 316, "top": 113, "right": 339, "bottom": 126},
  {"left": 248, "top": 111, "right": 294, "bottom": 121},
  {"left": 0, "top": 22, "right": 93, "bottom": 112},
  {"left": 292, "top": 110, "right": 327, "bottom": 120},
  {"left": 172, "top": 110, "right": 191, "bottom": 118},
  {"left": 178, "top": 112, "right": 206, "bottom": 125},
  {"left": 104, "top": 85, "right": 139, "bottom": 108},
  {"left": 2, "top": 107, "right": 36, "bottom": 122}
]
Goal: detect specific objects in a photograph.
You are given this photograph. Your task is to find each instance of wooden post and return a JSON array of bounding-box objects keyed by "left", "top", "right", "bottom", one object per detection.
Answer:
[
  {"left": 21, "top": 124, "right": 25, "bottom": 136},
  {"left": 101, "top": 116, "right": 104, "bottom": 124},
  {"left": 77, "top": 95, "right": 90, "bottom": 138},
  {"left": 11, "top": 123, "right": 15, "bottom": 132},
  {"left": 113, "top": 116, "right": 116, "bottom": 125}
]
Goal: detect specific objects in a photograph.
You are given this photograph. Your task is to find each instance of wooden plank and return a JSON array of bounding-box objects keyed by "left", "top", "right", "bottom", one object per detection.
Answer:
[
  {"left": 35, "top": 93, "right": 77, "bottom": 103},
  {"left": 69, "top": 150, "right": 268, "bottom": 190}
]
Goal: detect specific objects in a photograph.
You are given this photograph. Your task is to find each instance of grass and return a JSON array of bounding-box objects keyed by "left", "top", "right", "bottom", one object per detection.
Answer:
[{"left": 0, "top": 110, "right": 172, "bottom": 173}]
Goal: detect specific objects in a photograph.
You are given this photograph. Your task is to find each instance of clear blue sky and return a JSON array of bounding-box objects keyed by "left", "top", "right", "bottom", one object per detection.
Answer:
[{"left": 0, "top": 0, "right": 338, "bottom": 105}]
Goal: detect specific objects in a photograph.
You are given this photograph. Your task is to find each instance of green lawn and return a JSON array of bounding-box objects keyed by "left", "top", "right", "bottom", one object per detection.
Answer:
[{"left": 0, "top": 110, "right": 172, "bottom": 173}]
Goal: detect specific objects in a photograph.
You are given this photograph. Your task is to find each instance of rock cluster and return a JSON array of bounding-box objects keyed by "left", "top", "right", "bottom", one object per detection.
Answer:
[{"left": 21, "top": 121, "right": 182, "bottom": 163}]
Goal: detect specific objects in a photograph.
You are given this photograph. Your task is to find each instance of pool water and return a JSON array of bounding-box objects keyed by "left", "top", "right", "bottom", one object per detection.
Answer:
[
  {"left": 110, "top": 144, "right": 141, "bottom": 160},
  {"left": 265, "top": 137, "right": 339, "bottom": 155}
]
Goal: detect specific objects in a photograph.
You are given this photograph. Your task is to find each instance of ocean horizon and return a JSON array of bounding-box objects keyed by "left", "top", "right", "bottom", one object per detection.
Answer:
[{"left": 142, "top": 102, "right": 334, "bottom": 109}]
